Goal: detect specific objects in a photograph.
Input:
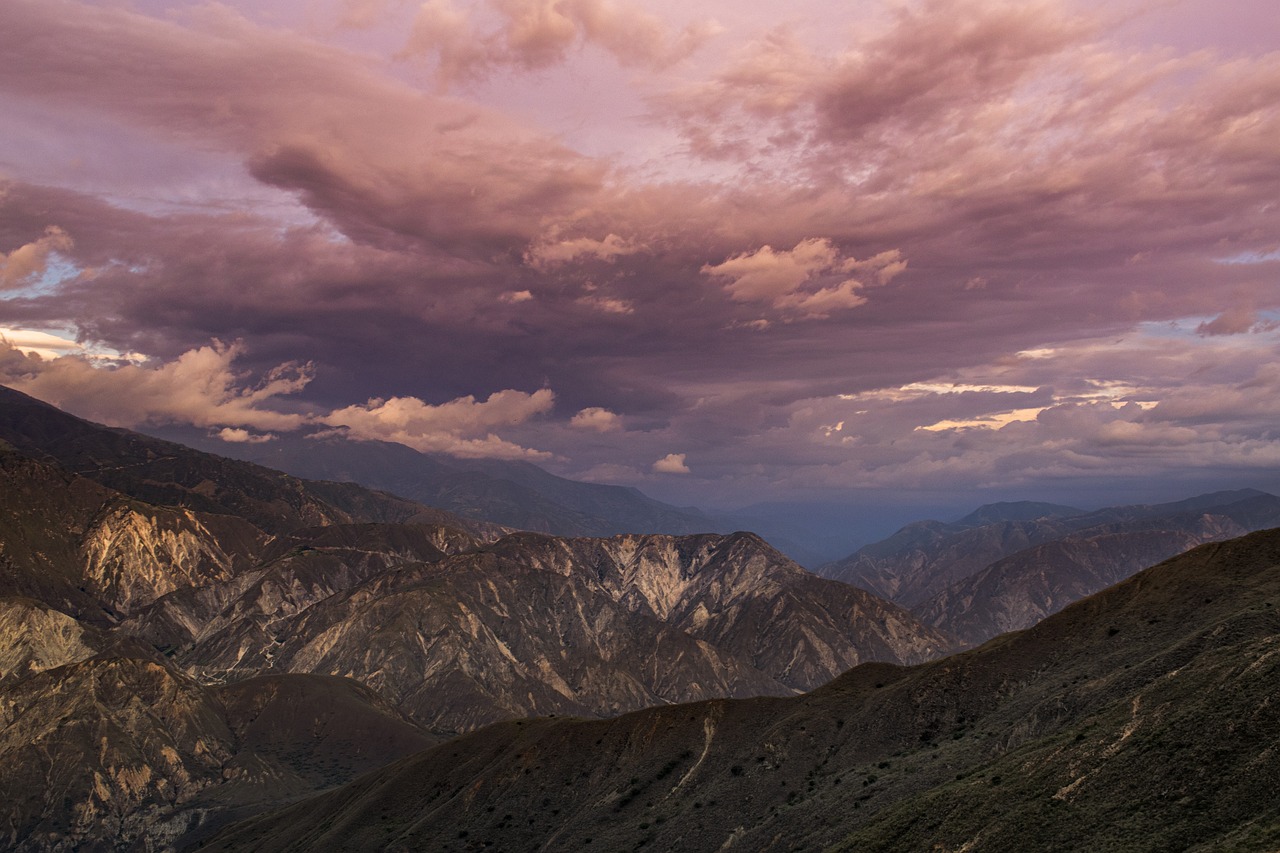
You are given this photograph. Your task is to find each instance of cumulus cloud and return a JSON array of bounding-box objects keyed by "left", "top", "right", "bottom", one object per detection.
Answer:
[
  {"left": 323, "top": 388, "right": 556, "bottom": 458},
  {"left": 401, "top": 0, "right": 718, "bottom": 83},
  {"left": 701, "top": 240, "right": 905, "bottom": 318},
  {"left": 0, "top": 339, "right": 312, "bottom": 431},
  {"left": 525, "top": 233, "right": 638, "bottom": 269},
  {"left": 570, "top": 406, "right": 621, "bottom": 431},
  {"left": 217, "top": 427, "right": 276, "bottom": 443},
  {"left": 652, "top": 452, "right": 690, "bottom": 474},
  {"left": 575, "top": 293, "right": 635, "bottom": 314},
  {"left": 0, "top": 339, "right": 558, "bottom": 460},
  {"left": 0, "top": 327, "right": 86, "bottom": 360},
  {"left": 0, "top": 226, "right": 73, "bottom": 289}
]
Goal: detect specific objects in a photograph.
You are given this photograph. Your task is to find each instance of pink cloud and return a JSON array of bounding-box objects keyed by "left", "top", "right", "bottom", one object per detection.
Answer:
[
  {"left": 653, "top": 452, "right": 690, "bottom": 474},
  {"left": 570, "top": 406, "right": 621, "bottom": 431},
  {"left": 217, "top": 427, "right": 276, "bottom": 444},
  {"left": 1, "top": 0, "right": 1279, "bottom": 504},
  {"left": 0, "top": 339, "right": 558, "bottom": 461},
  {"left": 401, "top": 0, "right": 719, "bottom": 84},
  {"left": 0, "top": 0, "right": 607, "bottom": 259},
  {"left": 525, "top": 232, "right": 639, "bottom": 269},
  {"left": 0, "top": 340, "right": 311, "bottom": 432},
  {"left": 1196, "top": 306, "right": 1265, "bottom": 336},
  {"left": 323, "top": 388, "right": 556, "bottom": 459},
  {"left": 701, "top": 239, "right": 904, "bottom": 318}
]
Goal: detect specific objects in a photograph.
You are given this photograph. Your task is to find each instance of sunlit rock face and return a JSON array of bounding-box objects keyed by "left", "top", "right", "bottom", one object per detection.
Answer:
[
  {"left": 175, "top": 529, "right": 952, "bottom": 733},
  {"left": 0, "top": 598, "right": 104, "bottom": 687},
  {"left": 81, "top": 505, "right": 264, "bottom": 616}
]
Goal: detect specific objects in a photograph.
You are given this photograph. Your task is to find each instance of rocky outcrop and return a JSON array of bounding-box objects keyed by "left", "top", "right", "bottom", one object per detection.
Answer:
[
  {"left": 0, "top": 450, "right": 264, "bottom": 625},
  {"left": 193, "top": 554, "right": 787, "bottom": 732},
  {"left": 81, "top": 505, "right": 265, "bottom": 616},
  {"left": 119, "top": 522, "right": 478, "bottom": 654},
  {"left": 176, "top": 531, "right": 951, "bottom": 732},
  {"left": 490, "top": 531, "right": 949, "bottom": 686},
  {"left": 0, "top": 598, "right": 107, "bottom": 687},
  {"left": 0, "top": 632, "right": 435, "bottom": 852}
]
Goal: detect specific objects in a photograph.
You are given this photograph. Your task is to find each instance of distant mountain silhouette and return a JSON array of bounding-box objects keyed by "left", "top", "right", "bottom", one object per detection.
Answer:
[
  {"left": 178, "top": 429, "right": 722, "bottom": 538},
  {"left": 820, "top": 489, "right": 1280, "bottom": 645}
]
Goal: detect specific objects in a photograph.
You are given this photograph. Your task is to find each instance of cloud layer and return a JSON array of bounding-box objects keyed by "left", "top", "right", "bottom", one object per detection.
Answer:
[{"left": 1, "top": 0, "right": 1279, "bottom": 507}]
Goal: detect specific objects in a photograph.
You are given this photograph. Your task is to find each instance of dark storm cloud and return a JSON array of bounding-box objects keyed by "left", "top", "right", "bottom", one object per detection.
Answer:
[{"left": 1, "top": 0, "right": 1279, "bottom": 503}]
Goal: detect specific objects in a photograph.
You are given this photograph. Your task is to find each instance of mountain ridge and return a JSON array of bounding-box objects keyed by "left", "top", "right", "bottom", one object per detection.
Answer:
[
  {"left": 167, "top": 429, "right": 722, "bottom": 539},
  {"left": 819, "top": 488, "right": 1280, "bottom": 646}
]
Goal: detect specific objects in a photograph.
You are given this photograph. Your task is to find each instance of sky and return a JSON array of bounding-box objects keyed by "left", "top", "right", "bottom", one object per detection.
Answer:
[{"left": 1, "top": 0, "right": 1279, "bottom": 516}]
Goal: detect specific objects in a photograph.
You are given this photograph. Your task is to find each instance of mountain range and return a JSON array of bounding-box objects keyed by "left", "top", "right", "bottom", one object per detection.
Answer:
[
  {"left": 819, "top": 491, "right": 1280, "bottom": 645},
  {"left": 200, "top": 526, "right": 1280, "bottom": 852},
  {"left": 5, "top": 383, "right": 1280, "bottom": 851},
  {"left": 0, "top": 385, "right": 950, "bottom": 849}
]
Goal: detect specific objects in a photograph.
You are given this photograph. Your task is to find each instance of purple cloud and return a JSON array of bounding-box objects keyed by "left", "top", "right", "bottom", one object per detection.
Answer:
[{"left": 1, "top": 0, "right": 1279, "bottom": 508}]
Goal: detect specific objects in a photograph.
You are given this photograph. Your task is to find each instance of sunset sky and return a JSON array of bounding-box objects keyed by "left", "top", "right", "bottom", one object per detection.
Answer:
[{"left": 1, "top": 0, "right": 1278, "bottom": 514}]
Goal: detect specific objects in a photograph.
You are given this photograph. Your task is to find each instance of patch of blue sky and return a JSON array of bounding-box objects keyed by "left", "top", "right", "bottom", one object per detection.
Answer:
[
  {"left": 1134, "top": 317, "right": 1209, "bottom": 338},
  {"left": 1216, "top": 248, "right": 1280, "bottom": 264},
  {"left": 1135, "top": 315, "right": 1280, "bottom": 342},
  {"left": 1, "top": 256, "right": 80, "bottom": 300}
]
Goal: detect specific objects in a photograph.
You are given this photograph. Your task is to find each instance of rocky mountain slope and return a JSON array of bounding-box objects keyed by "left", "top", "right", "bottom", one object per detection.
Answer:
[
  {"left": 201, "top": 526, "right": 1280, "bottom": 853},
  {"left": 0, "top": 626, "right": 437, "bottom": 852},
  {"left": 0, "top": 449, "right": 267, "bottom": 625},
  {"left": 822, "top": 514, "right": 1080, "bottom": 607},
  {"left": 914, "top": 501, "right": 1280, "bottom": 645},
  {"left": 164, "top": 530, "right": 950, "bottom": 732},
  {"left": 821, "top": 491, "right": 1280, "bottom": 646}
]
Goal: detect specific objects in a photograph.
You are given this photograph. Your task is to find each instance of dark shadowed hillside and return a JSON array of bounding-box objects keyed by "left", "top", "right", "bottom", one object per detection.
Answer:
[{"left": 0, "top": 385, "right": 489, "bottom": 537}]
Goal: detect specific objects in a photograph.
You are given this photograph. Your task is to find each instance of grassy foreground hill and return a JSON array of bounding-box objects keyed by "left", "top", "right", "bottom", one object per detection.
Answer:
[{"left": 201, "top": 528, "right": 1280, "bottom": 853}]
